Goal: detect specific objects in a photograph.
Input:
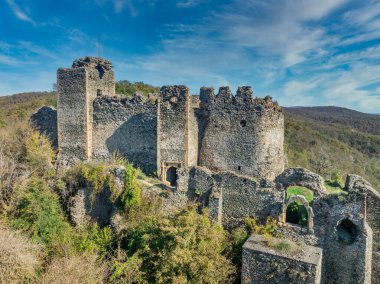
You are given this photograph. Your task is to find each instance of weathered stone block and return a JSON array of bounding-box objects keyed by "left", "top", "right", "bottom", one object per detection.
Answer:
[{"left": 242, "top": 234, "right": 322, "bottom": 284}]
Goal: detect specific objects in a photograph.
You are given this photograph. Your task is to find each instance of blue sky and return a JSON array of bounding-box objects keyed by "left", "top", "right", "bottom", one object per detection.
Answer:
[{"left": 1, "top": 0, "right": 380, "bottom": 112}]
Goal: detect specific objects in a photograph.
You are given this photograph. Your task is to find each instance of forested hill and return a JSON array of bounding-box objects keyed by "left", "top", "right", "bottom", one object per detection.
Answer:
[
  {"left": 0, "top": 91, "right": 379, "bottom": 190},
  {"left": 284, "top": 106, "right": 380, "bottom": 135},
  {"left": 284, "top": 106, "right": 380, "bottom": 189}
]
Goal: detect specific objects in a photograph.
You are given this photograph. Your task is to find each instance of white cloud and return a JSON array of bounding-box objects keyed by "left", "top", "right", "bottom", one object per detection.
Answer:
[{"left": 5, "top": 0, "right": 35, "bottom": 24}]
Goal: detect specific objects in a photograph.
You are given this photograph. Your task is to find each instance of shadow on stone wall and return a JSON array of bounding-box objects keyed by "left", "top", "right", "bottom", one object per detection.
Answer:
[{"left": 106, "top": 113, "right": 157, "bottom": 174}]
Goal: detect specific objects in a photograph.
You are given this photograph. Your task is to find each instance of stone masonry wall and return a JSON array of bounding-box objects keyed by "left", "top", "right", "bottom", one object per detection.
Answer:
[
  {"left": 57, "top": 57, "right": 115, "bottom": 165},
  {"left": 345, "top": 174, "right": 380, "bottom": 283},
  {"left": 199, "top": 86, "right": 284, "bottom": 180},
  {"left": 242, "top": 234, "right": 323, "bottom": 284},
  {"left": 157, "top": 86, "right": 191, "bottom": 178},
  {"left": 57, "top": 67, "right": 89, "bottom": 163},
  {"left": 311, "top": 188, "right": 372, "bottom": 284},
  {"left": 92, "top": 95, "right": 157, "bottom": 174},
  {"left": 177, "top": 166, "right": 283, "bottom": 228}
]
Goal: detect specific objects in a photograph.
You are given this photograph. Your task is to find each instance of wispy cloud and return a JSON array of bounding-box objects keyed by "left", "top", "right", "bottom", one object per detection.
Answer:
[
  {"left": 113, "top": 0, "right": 137, "bottom": 15},
  {"left": 176, "top": 0, "right": 204, "bottom": 8},
  {"left": 6, "top": 0, "right": 35, "bottom": 24}
]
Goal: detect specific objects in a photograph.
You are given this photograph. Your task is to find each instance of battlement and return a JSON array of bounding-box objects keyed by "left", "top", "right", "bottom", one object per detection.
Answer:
[{"left": 198, "top": 86, "right": 281, "bottom": 112}]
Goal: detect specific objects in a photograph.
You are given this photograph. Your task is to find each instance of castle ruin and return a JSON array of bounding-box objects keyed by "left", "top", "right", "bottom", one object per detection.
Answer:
[{"left": 32, "top": 57, "right": 380, "bottom": 284}]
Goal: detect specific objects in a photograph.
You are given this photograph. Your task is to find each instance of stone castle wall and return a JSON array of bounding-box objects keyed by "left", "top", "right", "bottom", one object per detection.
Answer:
[
  {"left": 177, "top": 166, "right": 284, "bottom": 228},
  {"left": 92, "top": 95, "right": 157, "bottom": 173},
  {"left": 55, "top": 57, "right": 285, "bottom": 181}
]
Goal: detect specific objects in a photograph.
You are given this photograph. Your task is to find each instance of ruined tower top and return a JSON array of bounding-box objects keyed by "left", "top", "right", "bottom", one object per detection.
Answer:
[{"left": 72, "top": 56, "right": 113, "bottom": 71}]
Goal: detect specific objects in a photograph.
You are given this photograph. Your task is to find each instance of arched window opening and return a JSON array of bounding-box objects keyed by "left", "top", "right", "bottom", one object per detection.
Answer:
[
  {"left": 337, "top": 219, "right": 358, "bottom": 245},
  {"left": 240, "top": 120, "right": 247, "bottom": 127},
  {"left": 166, "top": 167, "right": 178, "bottom": 187}
]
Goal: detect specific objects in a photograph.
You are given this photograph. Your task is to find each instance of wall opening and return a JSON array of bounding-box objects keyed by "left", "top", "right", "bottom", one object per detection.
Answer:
[
  {"left": 166, "top": 167, "right": 178, "bottom": 187},
  {"left": 281, "top": 195, "right": 314, "bottom": 233},
  {"left": 337, "top": 219, "right": 358, "bottom": 244},
  {"left": 240, "top": 120, "right": 247, "bottom": 127},
  {"left": 97, "top": 89, "right": 102, "bottom": 96},
  {"left": 286, "top": 202, "right": 308, "bottom": 227},
  {"left": 96, "top": 64, "right": 105, "bottom": 78},
  {"left": 238, "top": 166, "right": 241, "bottom": 171}
]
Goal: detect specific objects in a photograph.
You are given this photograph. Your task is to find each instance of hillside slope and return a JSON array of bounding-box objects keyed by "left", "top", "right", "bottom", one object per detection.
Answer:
[
  {"left": 1, "top": 92, "right": 378, "bottom": 190},
  {"left": 284, "top": 107, "right": 380, "bottom": 189}
]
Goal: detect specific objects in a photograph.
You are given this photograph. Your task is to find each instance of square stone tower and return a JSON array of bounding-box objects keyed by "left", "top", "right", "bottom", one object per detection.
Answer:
[
  {"left": 157, "top": 85, "right": 197, "bottom": 186},
  {"left": 57, "top": 57, "right": 115, "bottom": 164}
]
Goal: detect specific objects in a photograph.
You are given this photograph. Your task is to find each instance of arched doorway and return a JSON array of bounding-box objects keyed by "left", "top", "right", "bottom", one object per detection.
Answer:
[
  {"left": 166, "top": 167, "right": 178, "bottom": 187},
  {"left": 281, "top": 195, "right": 314, "bottom": 233},
  {"left": 286, "top": 202, "right": 308, "bottom": 227}
]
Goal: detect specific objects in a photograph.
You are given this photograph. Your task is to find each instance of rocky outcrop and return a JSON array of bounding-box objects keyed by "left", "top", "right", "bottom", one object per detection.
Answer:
[{"left": 30, "top": 106, "right": 58, "bottom": 148}]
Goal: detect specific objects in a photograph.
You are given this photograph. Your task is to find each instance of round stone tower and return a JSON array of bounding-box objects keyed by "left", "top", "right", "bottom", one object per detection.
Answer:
[{"left": 198, "top": 86, "right": 284, "bottom": 180}]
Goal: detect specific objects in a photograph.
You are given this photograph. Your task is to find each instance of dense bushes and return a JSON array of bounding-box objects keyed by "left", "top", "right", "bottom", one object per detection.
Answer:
[
  {"left": 10, "top": 178, "right": 70, "bottom": 246},
  {"left": 112, "top": 206, "right": 236, "bottom": 283}
]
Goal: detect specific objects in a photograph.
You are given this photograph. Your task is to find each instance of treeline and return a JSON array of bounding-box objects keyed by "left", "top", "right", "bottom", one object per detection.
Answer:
[
  {"left": 115, "top": 80, "right": 159, "bottom": 97},
  {"left": 285, "top": 106, "right": 380, "bottom": 135}
]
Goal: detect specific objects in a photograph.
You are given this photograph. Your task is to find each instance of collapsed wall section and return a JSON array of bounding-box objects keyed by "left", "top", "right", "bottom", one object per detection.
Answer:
[
  {"left": 199, "top": 86, "right": 284, "bottom": 180},
  {"left": 30, "top": 106, "right": 58, "bottom": 148},
  {"left": 92, "top": 95, "right": 157, "bottom": 174},
  {"left": 345, "top": 174, "right": 380, "bottom": 283},
  {"left": 310, "top": 185, "right": 372, "bottom": 284}
]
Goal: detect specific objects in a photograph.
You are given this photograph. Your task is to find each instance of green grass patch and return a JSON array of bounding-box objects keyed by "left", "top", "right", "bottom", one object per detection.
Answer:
[
  {"left": 324, "top": 180, "right": 348, "bottom": 196},
  {"left": 286, "top": 186, "right": 314, "bottom": 203}
]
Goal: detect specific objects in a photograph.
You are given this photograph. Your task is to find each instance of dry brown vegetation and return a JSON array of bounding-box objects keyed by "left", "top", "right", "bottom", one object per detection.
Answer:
[
  {"left": 41, "top": 254, "right": 107, "bottom": 284},
  {"left": 0, "top": 225, "right": 42, "bottom": 283}
]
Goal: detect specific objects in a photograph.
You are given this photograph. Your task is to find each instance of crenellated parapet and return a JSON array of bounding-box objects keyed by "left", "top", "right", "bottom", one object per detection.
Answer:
[{"left": 199, "top": 86, "right": 282, "bottom": 115}]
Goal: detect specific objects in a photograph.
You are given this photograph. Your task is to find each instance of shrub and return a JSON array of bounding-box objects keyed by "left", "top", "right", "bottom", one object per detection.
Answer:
[
  {"left": 245, "top": 216, "right": 278, "bottom": 236},
  {"left": 0, "top": 225, "right": 42, "bottom": 282},
  {"left": 10, "top": 178, "right": 72, "bottom": 250},
  {"left": 24, "top": 131, "right": 55, "bottom": 176},
  {"left": 41, "top": 254, "right": 107, "bottom": 284},
  {"left": 120, "top": 163, "right": 141, "bottom": 211},
  {"left": 115, "top": 206, "right": 235, "bottom": 283},
  {"left": 75, "top": 224, "right": 115, "bottom": 258}
]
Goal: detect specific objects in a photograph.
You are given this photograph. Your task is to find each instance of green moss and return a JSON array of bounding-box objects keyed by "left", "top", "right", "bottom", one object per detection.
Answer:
[{"left": 286, "top": 186, "right": 314, "bottom": 203}]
